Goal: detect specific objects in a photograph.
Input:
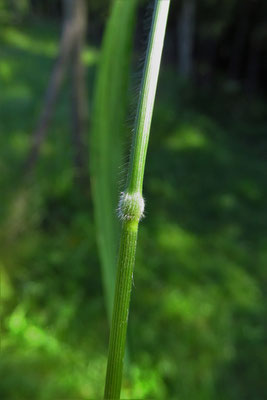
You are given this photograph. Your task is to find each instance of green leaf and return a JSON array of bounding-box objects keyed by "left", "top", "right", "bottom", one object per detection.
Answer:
[{"left": 90, "top": 0, "right": 138, "bottom": 320}]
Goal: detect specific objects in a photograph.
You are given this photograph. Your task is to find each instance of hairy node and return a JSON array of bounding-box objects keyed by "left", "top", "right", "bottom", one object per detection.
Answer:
[{"left": 118, "top": 192, "right": 145, "bottom": 221}]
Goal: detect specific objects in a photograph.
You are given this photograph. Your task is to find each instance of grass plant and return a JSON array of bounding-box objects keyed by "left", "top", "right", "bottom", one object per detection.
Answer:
[
  {"left": 1, "top": 5, "right": 267, "bottom": 400},
  {"left": 104, "top": 1, "right": 171, "bottom": 398}
]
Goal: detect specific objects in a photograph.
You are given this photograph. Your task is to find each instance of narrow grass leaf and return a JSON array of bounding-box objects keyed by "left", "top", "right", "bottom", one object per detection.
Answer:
[{"left": 90, "top": 0, "right": 138, "bottom": 320}]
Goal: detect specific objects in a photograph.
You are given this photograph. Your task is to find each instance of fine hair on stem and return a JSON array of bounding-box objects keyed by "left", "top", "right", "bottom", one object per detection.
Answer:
[{"left": 104, "top": 1, "right": 171, "bottom": 398}]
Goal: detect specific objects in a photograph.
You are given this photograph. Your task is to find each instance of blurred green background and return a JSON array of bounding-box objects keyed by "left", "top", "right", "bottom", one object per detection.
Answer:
[{"left": 1, "top": 0, "right": 267, "bottom": 399}]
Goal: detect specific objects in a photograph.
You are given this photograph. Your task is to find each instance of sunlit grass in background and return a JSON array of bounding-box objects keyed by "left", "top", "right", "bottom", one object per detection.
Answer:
[
  {"left": 1, "top": 24, "right": 98, "bottom": 63},
  {"left": 0, "top": 20, "right": 267, "bottom": 400}
]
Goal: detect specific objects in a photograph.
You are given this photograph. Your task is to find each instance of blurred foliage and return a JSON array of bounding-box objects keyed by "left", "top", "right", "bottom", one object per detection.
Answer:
[{"left": 0, "top": 4, "right": 267, "bottom": 400}]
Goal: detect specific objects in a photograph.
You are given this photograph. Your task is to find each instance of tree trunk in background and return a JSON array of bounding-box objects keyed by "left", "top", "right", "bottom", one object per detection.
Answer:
[
  {"left": 25, "top": 0, "right": 76, "bottom": 174},
  {"left": 177, "top": 0, "right": 196, "bottom": 79},
  {"left": 228, "top": 0, "right": 251, "bottom": 82},
  {"left": 70, "top": 0, "right": 89, "bottom": 188}
]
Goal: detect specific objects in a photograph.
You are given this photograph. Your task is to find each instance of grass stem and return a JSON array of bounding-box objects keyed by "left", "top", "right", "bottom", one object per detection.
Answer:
[{"left": 104, "top": 1, "right": 171, "bottom": 398}]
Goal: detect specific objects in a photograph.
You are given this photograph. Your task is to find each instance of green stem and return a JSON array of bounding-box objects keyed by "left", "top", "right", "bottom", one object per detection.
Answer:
[
  {"left": 127, "top": 0, "right": 171, "bottom": 194},
  {"left": 104, "top": 1, "right": 171, "bottom": 399}
]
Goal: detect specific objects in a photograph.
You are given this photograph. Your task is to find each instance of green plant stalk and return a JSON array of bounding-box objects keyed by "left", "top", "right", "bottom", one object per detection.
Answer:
[{"left": 104, "top": 1, "right": 171, "bottom": 398}]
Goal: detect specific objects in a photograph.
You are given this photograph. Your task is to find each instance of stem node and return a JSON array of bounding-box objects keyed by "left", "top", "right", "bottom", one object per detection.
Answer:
[
  {"left": 104, "top": 1, "right": 170, "bottom": 397},
  {"left": 118, "top": 192, "right": 145, "bottom": 222}
]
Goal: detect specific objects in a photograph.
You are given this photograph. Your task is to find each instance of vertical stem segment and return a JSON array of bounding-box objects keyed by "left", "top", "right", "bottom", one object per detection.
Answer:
[
  {"left": 104, "top": 220, "right": 138, "bottom": 399},
  {"left": 104, "top": 1, "right": 171, "bottom": 399},
  {"left": 127, "top": 0, "right": 171, "bottom": 194}
]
